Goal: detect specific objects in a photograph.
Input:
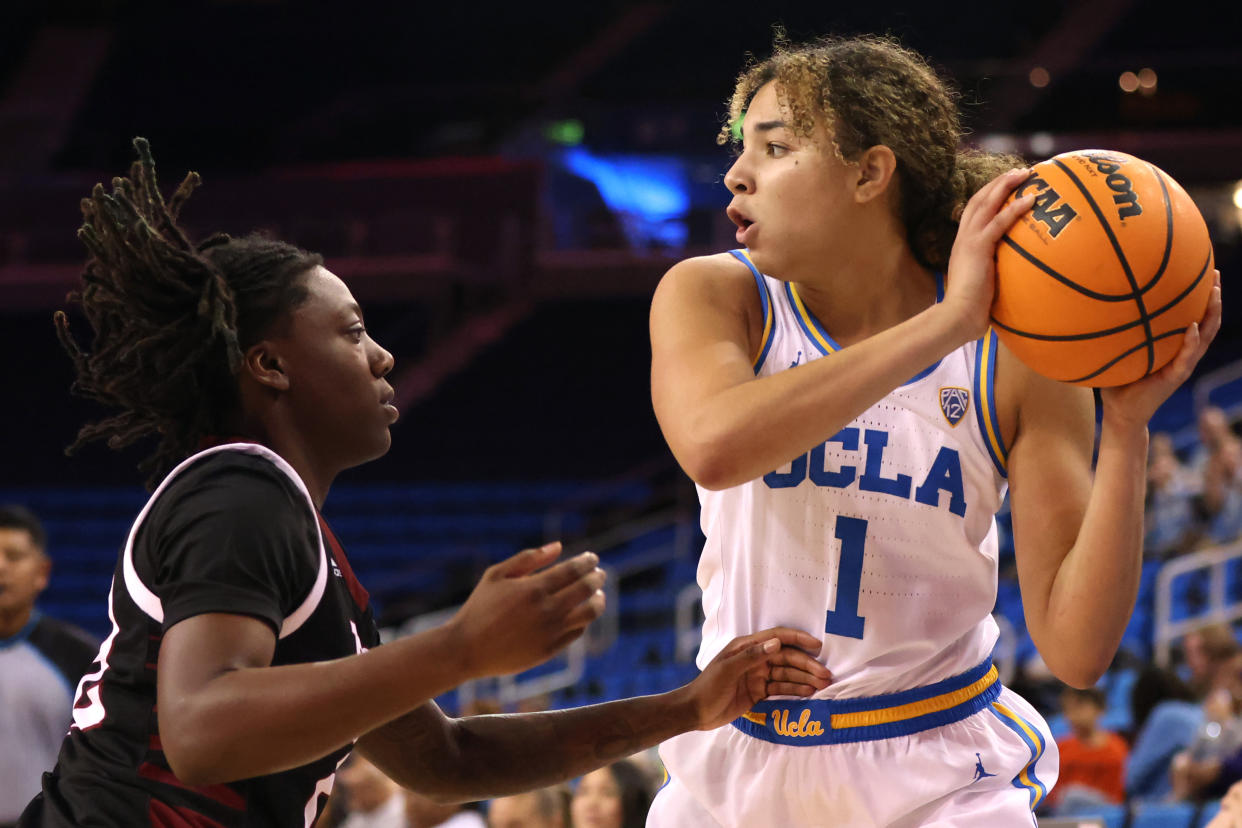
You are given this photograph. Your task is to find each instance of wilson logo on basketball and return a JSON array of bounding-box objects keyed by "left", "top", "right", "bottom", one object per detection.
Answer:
[
  {"left": 1086, "top": 153, "right": 1142, "bottom": 220},
  {"left": 1013, "top": 174, "right": 1078, "bottom": 239}
]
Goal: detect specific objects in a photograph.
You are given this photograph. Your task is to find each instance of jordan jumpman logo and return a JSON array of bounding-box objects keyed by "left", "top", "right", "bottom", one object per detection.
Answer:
[{"left": 973, "top": 753, "right": 997, "bottom": 782}]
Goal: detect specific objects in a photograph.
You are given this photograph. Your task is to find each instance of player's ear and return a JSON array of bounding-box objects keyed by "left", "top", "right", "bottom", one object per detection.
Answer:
[
  {"left": 243, "top": 341, "right": 290, "bottom": 392},
  {"left": 853, "top": 145, "right": 898, "bottom": 204}
]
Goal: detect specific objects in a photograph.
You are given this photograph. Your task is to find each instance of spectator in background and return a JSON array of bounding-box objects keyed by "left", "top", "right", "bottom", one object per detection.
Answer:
[
  {"left": 336, "top": 755, "right": 405, "bottom": 828},
  {"left": 1171, "top": 649, "right": 1242, "bottom": 802},
  {"left": 1129, "top": 661, "right": 1197, "bottom": 743},
  {"left": 404, "top": 791, "right": 486, "bottom": 828},
  {"left": 486, "top": 785, "right": 569, "bottom": 828},
  {"left": 1128, "top": 624, "right": 1241, "bottom": 802},
  {"left": 570, "top": 759, "right": 653, "bottom": 828},
  {"left": 1191, "top": 407, "right": 1242, "bottom": 477},
  {"left": 1048, "top": 687, "right": 1128, "bottom": 814},
  {"left": 0, "top": 506, "right": 98, "bottom": 827},
  {"left": 1146, "top": 431, "right": 1200, "bottom": 559},
  {"left": 1192, "top": 406, "right": 1242, "bottom": 545},
  {"left": 1185, "top": 624, "right": 1242, "bottom": 697}
]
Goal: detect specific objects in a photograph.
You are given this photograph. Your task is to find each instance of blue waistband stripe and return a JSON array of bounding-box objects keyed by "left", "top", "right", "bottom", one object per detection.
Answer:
[{"left": 731, "top": 659, "right": 1001, "bottom": 746}]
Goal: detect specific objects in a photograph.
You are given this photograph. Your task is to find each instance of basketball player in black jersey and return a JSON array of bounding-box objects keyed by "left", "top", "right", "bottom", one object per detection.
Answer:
[{"left": 18, "top": 139, "right": 832, "bottom": 828}]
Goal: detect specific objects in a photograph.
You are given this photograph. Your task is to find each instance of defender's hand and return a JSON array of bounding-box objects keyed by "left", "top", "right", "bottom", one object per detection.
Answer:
[
  {"left": 448, "top": 542, "right": 606, "bottom": 679},
  {"left": 677, "top": 627, "right": 832, "bottom": 732}
]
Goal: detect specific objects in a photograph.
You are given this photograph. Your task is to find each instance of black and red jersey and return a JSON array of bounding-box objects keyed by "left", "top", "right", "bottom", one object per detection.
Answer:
[{"left": 20, "top": 443, "right": 381, "bottom": 828}]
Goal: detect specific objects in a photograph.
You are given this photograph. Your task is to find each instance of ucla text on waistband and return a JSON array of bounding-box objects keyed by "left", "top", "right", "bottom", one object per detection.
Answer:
[{"left": 731, "top": 660, "right": 1001, "bottom": 746}]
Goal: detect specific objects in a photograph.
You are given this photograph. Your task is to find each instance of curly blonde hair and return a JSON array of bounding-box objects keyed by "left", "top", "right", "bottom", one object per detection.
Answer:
[{"left": 721, "top": 33, "right": 1023, "bottom": 271}]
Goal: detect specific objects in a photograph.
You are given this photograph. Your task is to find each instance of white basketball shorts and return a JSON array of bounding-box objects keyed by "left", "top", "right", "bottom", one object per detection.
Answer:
[{"left": 649, "top": 661, "right": 1058, "bottom": 827}]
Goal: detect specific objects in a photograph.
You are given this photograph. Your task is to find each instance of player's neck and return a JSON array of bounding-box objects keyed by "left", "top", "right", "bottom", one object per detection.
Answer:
[
  {"left": 1072, "top": 725, "right": 1105, "bottom": 746},
  {"left": 268, "top": 440, "right": 335, "bottom": 511},
  {"left": 225, "top": 414, "right": 335, "bottom": 510},
  {"left": 791, "top": 244, "right": 936, "bottom": 347},
  {"left": 0, "top": 603, "right": 35, "bottom": 639}
]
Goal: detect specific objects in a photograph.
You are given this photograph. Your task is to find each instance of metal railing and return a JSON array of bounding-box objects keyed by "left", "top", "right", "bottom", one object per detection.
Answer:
[
  {"left": 1159, "top": 355, "right": 1242, "bottom": 454},
  {"left": 379, "top": 507, "right": 696, "bottom": 709},
  {"left": 379, "top": 595, "right": 593, "bottom": 712},
  {"left": 1154, "top": 539, "right": 1242, "bottom": 667},
  {"left": 1193, "top": 356, "right": 1242, "bottom": 416}
]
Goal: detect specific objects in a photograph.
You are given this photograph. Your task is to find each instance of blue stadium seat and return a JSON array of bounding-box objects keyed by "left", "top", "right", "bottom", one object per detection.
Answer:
[
  {"left": 52, "top": 544, "right": 117, "bottom": 565},
  {"left": 670, "top": 555, "right": 698, "bottom": 585},
  {"left": 1123, "top": 604, "right": 1154, "bottom": 661},
  {"left": 1119, "top": 561, "right": 1166, "bottom": 661},
  {"left": 1100, "top": 668, "right": 1137, "bottom": 733},
  {"left": 1053, "top": 803, "right": 1126, "bottom": 828},
  {"left": 1131, "top": 801, "right": 1197, "bottom": 828},
  {"left": 324, "top": 481, "right": 587, "bottom": 510},
  {"left": 1099, "top": 804, "right": 1128, "bottom": 828},
  {"left": 1170, "top": 569, "right": 1211, "bottom": 623},
  {"left": 1045, "top": 712, "right": 1068, "bottom": 740},
  {"left": 618, "top": 588, "right": 676, "bottom": 617},
  {"left": 1227, "top": 558, "right": 1242, "bottom": 603}
]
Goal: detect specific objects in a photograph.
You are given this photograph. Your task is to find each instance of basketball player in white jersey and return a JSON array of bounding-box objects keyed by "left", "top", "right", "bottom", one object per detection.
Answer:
[{"left": 646, "top": 35, "right": 1222, "bottom": 827}]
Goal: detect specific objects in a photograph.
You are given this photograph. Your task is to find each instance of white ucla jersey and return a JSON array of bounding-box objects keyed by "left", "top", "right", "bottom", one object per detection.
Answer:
[{"left": 695, "top": 250, "right": 1011, "bottom": 698}]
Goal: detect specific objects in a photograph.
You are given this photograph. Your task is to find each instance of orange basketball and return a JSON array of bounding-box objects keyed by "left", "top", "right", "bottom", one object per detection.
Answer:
[{"left": 992, "top": 149, "right": 1215, "bottom": 387}]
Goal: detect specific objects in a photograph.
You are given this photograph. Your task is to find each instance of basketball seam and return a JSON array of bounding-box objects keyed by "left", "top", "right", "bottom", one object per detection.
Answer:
[
  {"left": 989, "top": 249, "right": 1212, "bottom": 342},
  {"left": 1065, "top": 328, "right": 1187, "bottom": 384},
  {"left": 1051, "top": 158, "right": 1156, "bottom": 374},
  {"left": 1145, "top": 165, "right": 1175, "bottom": 293},
  {"left": 999, "top": 236, "right": 1136, "bottom": 302}
]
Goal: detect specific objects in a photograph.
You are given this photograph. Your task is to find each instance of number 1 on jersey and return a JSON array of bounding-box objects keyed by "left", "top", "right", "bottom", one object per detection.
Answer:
[{"left": 825, "top": 515, "right": 867, "bottom": 639}]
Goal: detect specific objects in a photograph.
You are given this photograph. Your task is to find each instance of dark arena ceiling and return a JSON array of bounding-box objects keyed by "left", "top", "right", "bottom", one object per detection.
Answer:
[{"left": 2, "top": 0, "right": 1239, "bottom": 178}]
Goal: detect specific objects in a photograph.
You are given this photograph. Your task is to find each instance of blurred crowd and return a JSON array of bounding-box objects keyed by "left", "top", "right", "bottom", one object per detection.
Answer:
[
  {"left": 1035, "top": 620, "right": 1242, "bottom": 819},
  {"left": 317, "top": 738, "right": 659, "bottom": 828},
  {"left": 1145, "top": 406, "right": 1242, "bottom": 561},
  {"left": 312, "top": 694, "right": 660, "bottom": 827}
]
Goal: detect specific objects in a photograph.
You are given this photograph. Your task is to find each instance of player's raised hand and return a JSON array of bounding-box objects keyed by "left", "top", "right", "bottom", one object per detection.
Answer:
[
  {"left": 1101, "top": 270, "right": 1222, "bottom": 428},
  {"left": 447, "top": 542, "right": 606, "bottom": 679},
  {"left": 941, "top": 168, "right": 1036, "bottom": 342},
  {"left": 675, "top": 627, "right": 832, "bottom": 732}
]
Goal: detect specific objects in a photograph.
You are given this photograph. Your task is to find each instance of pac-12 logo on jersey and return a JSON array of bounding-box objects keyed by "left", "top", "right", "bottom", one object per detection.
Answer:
[{"left": 939, "top": 387, "right": 970, "bottom": 427}]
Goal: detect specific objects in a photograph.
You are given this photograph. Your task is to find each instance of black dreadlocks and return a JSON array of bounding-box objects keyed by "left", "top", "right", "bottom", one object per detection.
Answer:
[{"left": 56, "top": 137, "right": 322, "bottom": 488}]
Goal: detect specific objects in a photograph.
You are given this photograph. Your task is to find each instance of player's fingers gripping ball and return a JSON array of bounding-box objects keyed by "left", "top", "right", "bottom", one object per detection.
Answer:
[{"left": 992, "top": 149, "right": 1215, "bottom": 387}]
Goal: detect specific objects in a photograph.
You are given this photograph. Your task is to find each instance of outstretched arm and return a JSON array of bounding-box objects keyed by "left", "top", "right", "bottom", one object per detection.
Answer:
[
  {"left": 1009, "top": 274, "right": 1222, "bottom": 687},
  {"left": 356, "top": 628, "right": 830, "bottom": 802},
  {"left": 157, "top": 544, "right": 605, "bottom": 785}
]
